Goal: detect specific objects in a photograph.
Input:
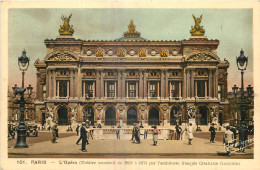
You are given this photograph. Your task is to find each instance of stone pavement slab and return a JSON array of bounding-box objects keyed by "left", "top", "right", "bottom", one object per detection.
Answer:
[{"left": 8, "top": 134, "right": 253, "bottom": 156}]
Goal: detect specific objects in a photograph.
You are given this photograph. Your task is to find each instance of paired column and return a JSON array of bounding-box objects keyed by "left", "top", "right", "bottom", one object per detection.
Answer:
[
  {"left": 136, "top": 81, "right": 138, "bottom": 98},
  {"left": 83, "top": 81, "right": 86, "bottom": 97},
  {"left": 214, "top": 69, "right": 218, "bottom": 99},
  {"left": 101, "top": 70, "right": 104, "bottom": 98},
  {"left": 186, "top": 69, "right": 190, "bottom": 98},
  {"left": 105, "top": 81, "right": 107, "bottom": 98},
  {"left": 139, "top": 70, "right": 143, "bottom": 98},
  {"left": 117, "top": 71, "right": 122, "bottom": 98},
  {"left": 157, "top": 82, "right": 160, "bottom": 98},
  {"left": 178, "top": 81, "right": 182, "bottom": 97},
  {"left": 96, "top": 70, "right": 100, "bottom": 98},
  {"left": 160, "top": 70, "right": 165, "bottom": 98},
  {"left": 53, "top": 70, "right": 56, "bottom": 97},
  {"left": 144, "top": 71, "right": 148, "bottom": 98},
  {"left": 208, "top": 69, "right": 213, "bottom": 98},
  {"left": 126, "top": 81, "right": 129, "bottom": 98},
  {"left": 191, "top": 69, "right": 195, "bottom": 98},
  {"left": 66, "top": 81, "right": 69, "bottom": 97},
  {"left": 165, "top": 70, "right": 169, "bottom": 98},
  {"left": 122, "top": 71, "right": 126, "bottom": 98},
  {"left": 93, "top": 82, "right": 95, "bottom": 98}
]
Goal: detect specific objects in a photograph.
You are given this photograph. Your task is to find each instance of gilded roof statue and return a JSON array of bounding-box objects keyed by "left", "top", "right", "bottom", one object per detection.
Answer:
[
  {"left": 123, "top": 19, "right": 141, "bottom": 38},
  {"left": 59, "top": 14, "right": 74, "bottom": 36},
  {"left": 190, "top": 15, "right": 205, "bottom": 36}
]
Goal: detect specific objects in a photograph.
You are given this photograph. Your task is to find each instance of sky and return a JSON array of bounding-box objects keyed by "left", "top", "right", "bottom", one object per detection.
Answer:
[{"left": 8, "top": 8, "right": 253, "bottom": 92}]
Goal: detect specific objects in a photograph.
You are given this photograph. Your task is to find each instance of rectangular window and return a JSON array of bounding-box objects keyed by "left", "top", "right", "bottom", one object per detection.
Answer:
[
  {"left": 86, "top": 81, "right": 94, "bottom": 98},
  {"left": 108, "top": 82, "right": 115, "bottom": 97},
  {"left": 197, "top": 80, "right": 207, "bottom": 97},
  {"left": 149, "top": 82, "right": 157, "bottom": 97},
  {"left": 170, "top": 81, "right": 180, "bottom": 97},
  {"left": 57, "top": 80, "right": 69, "bottom": 97},
  {"left": 218, "top": 85, "right": 222, "bottom": 100},
  {"left": 129, "top": 82, "right": 136, "bottom": 98}
]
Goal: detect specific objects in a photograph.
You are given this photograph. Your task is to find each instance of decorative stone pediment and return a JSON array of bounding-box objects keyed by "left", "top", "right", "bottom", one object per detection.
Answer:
[
  {"left": 186, "top": 52, "right": 220, "bottom": 62},
  {"left": 45, "top": 51, "right": 78, "bottom": 61}
]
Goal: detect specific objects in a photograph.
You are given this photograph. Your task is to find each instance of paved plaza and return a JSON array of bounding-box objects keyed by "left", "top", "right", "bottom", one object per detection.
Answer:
[{"left": 8, "top": 132, "right": 253, "bottom": 158}]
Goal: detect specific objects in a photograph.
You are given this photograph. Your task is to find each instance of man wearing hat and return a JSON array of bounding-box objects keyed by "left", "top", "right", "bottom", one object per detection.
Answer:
[
  {"left": 238, "top": 122, "right": 248, "bottom": 152},
  {"left": 209, "top": 123, "right": 216, "bottom": 143},
  {"left": 80, "top": 122, "right": 87, "bottom": 152},
  {"left": 224, "top": 126, "right": 234, "bottom": 156}
]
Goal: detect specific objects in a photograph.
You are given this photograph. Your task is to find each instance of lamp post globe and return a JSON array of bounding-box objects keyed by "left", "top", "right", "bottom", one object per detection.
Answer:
[
  {"left": 236, "top": 49, "right": 248, "bottom": 123},
  {"left": 13, "top": 50, "right": 31, "bottom": 148}
]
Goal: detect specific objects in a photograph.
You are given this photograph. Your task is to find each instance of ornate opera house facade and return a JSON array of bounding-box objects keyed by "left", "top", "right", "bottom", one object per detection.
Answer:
[{"left": 34, "top": 15, "right": 229, "bottom": 127}]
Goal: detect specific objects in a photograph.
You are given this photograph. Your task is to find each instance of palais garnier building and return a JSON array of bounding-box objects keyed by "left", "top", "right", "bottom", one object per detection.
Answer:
[{"left": 34, "top": 14, "right": 229, "bottom": 128}]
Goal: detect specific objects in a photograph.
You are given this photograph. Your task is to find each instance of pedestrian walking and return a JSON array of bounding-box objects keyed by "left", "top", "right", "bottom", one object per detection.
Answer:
[
  {"left": 116, "top": 130, "right": 120, "bottom": 139},
  {"left": 231, "top": 126, "right": 237, "bottom": 147},
  {"left": 76, "top": 125, "right": 80, "bottom": 136},
  {"left": 238, "top": 122, "right": 248, "bottom": 152},
  {"left": 187, "top": 123, "right": 193, "bottom": 145},
  {"left": 180, "top": 127, "right": 185, "bottom": 140},
  {"left": 134, "top": 124, "right": 141, "bottom": 144},
  {"left": 153, "top": 126, "right": 159, "bottom": 146},
  {"left": 131, "top": 123, "right": 136, "bottom": 142},
  {"left": 175, "top": 125, "right": 181, "bottom": 140},
  {"left": 209, "top": 123, "right": 216, "bottom": 143},
  {"left": 76, "top": 124, "right": 84, "bottom": 145},
  {"left": 223, "top": 126, "right": 234, "bottom": 156},
  {"left": 51, "top": 124, "right": 58, "bottom": 143},
  {"left": 80, "top": 123, "right": 87, "bottom": 152}
]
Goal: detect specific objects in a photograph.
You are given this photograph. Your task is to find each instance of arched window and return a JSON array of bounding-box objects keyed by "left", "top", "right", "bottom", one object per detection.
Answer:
[
  {"left": 83, "top": 106, "right": 95, "bottom": 125},
  {"left": 198, "top": 106, "right": 208, "bottom": 125},
  {"left": 58, "top": 106, "right": 68, "bottom": 125},
  {"left": 127, "top": 108, "right": 138, "bottom": 125},
  {"left": 148, "top": 108, "right": 159, "bottom": 125},
  {"left": 170, "top": 106, "right": 182, "bottom": 125},
  {"left": 105, "top": 107, "right": 116, "bottom": 125}
]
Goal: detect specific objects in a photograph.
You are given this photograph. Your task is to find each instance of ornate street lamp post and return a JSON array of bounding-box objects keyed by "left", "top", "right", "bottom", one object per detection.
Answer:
[
  {"left": 13, "top": 50, "right": 30, "bottom": 148},
  {"left": 236, "top": 49, "right": 248, "bottom": 123}
]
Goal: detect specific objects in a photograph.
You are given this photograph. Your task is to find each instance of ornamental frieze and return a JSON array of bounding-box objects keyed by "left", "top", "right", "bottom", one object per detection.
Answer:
[
  {"left": 138, "top": 49, "right": 147, "bottom": 57},
  {"left": 47, "top": 52, "right": 78, "bottom": 61},
  {"left": 186, "top": 52, "right": 219, "bottom": 61},
  {"left": 117, "top": 49, "right": 126, "bottom": 58},
  {"left": 160, "top": 49, "right": 168, "bottom": 57},
  {"left": 96, "top": 48, "right": 104, "bottom": 58}
]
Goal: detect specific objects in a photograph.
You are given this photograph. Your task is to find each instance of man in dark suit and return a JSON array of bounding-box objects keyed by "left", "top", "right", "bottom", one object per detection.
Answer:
[
  {"left": 80, "top": 123, "right": 87, "bottom": 152},
  {"left": 209, "top": 123, "right": 216, "bottom": 143},
  {"left": 239, "top": 122, "right": 248, "bottom": 152}
]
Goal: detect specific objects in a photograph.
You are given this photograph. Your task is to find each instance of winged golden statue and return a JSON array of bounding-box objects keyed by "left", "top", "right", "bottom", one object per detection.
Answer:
[
  {"left": 190, "top": 14, "right": 205, "bottom": 36},
  {"left": 59, "top": 14, "right": 74, "bottom": 36}
]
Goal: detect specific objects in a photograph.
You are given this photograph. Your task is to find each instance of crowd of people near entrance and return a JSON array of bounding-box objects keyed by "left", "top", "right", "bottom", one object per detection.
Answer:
[{"left": 46, "top": 121, "right": 252, "bottom": 155}]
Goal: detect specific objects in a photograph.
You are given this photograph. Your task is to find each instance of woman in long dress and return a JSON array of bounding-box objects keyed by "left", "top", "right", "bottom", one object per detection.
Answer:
[
  {"left": 187, "top": 123, "right": 193, "bottom": 145},
  {"left": 153, "top": 126, "right": 159, "bottom": 146}
]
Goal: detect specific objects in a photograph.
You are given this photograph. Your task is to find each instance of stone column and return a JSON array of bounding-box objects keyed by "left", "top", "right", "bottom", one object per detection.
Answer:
[
  {"left": 93, "top": 82, "right": 95, "bottom": 98},
  {"left": 215, "top": 69, "right": 218, "bottom": 99},
  {"left": 105, "top": 81, "right": 107, "bottom": 98},
  {"left": 67, "top": 81, "right": 69, "bottom": 97},
  {"left": 139, "top": 70, "right": 143, "bottom": 98},
  {"left": 136, "top": 81, "right": 138, "bottom": 98},
  {"left": 186, "top": 69, "right": 190, "bottom": 98},
  {"left": 53, "top": 70, "right": 56, "bottom": 97},
  {"left": 101, "top": 70, "right": 104, "bottom": 98},
  {"left": 157, "top": 81, "right": 160, "bottom": 98},
  {"left": 57, "top": 81, "right": 59, "bottom": 97},
  {"left": 117, "top": 71, "right": 122, "bottom": 98},
  {"left": 83, "top": 81, "right": 86, "bottom": 97},
  {"left": 208, "top": 69, "right": 212, "bottom": 98},
  {"left": 205, "top": 81, "right": 208, "bottom": 98},
  {"left": 115, "top": 81, "right": 117, "bottom": 98},
  {"left": 122, "top": 71, "right": 126, "bottom": 98},
  {"left": 179, "top": 81, "right": 182, "bottom": 97},
  {"left": 77, "top": 68, "right": 82, "bottom": 98},
  {"left": 161, "top": 70, "right": 165, "bottom": 98},
  {"left": 144, "top": 71, "right": 147, "bottom": 98},
  {"left": 48, "top": 69, "right": 51, "bottom": 98},
  {"left": 70, "top": 69, "right": 74, "bottom": 97},
  {"left": 165, "top": 70, "right": 169, "bottom": 98},
  {"left": 169, "top": 81, "right": 172, "bottom": 98},
  {"left": 147, "top": 81, "right": 150, "bottom": 97},
  {"left": 126, "top": 81, "right": 128, "bottom": 98},
  {"left": 182, "top": 68, "right": 186, "bottom": 98},
  {"left": 191, "top": 69, "right": 195, "bottom": 98},
  {"left": 195, "top": 80, "right": 197, "bottom": 97},
  {"left": 96, "top": 70, "right": 100, "bottom": 98}
]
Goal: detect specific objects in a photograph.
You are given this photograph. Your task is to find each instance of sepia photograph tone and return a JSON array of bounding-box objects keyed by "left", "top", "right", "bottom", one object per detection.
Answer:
[{"left": 1, "top": 1, "right": 259, "bottom": 170}]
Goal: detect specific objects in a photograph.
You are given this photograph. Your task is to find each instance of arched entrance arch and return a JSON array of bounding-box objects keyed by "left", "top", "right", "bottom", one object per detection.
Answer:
[
  {"left": 57, "top": 106, "right": 68, "bottom": 125},
  {"left": 83, "top": 106, "right": 95, "bottom": 125},
  {"left": 198, "top": 106, "right": 208, "bottom": 125},
  {"left": 127, "top": 108, "right": 138, "bottom": 125},
  {"left": 170, "top": 106, "right": 182, "bottom": 125},
  {"left": 148, "top": 108, "right": 159, "bottom": 125},
  {"left": 105, "top": 107, "right": 116, "bottom": 125}
]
